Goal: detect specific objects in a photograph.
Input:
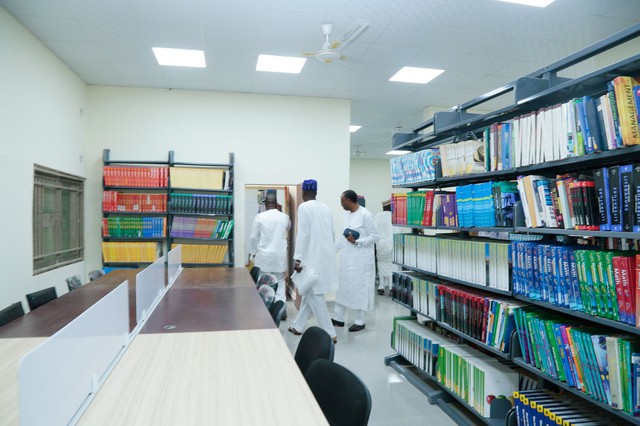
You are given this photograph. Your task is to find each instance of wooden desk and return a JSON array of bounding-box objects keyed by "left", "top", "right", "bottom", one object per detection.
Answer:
[
  {"left": 0, "top": 269, "right": 138, "bottom": 425},
  {"left": 80, "top": 268, "right": 327, "bottom": 425},
  {"left": 79, "top": 329, "right": 328, "bottom": 426},
  {"left": 0, "top": 269, "right": 139, "bottom": 338}
]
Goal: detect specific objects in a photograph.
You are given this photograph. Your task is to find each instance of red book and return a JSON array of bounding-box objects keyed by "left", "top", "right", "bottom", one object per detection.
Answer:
[
  {"left": 423, "top": 191, "right": 435, "bottom": 226},
  {"left": 613, "top": 256, "right": 627, "bottom": 323},
  {"left": 636, "top": 254, "right": 640, "bottom": 327}
]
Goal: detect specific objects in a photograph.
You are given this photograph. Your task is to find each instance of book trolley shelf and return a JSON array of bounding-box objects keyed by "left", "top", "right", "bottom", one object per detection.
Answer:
[
  {"left": 387, "top": 23, "right": 640, "bottom": 426},
  {"left": 101, "top": 149, "right": 234, "bottom": 268}
]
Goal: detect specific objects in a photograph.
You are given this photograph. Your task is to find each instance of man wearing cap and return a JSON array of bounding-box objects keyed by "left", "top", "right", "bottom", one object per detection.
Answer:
[
  {"left": 288, "top": 179, "right": 338, "bottom": 343},
  {"left": 332, "top": 189, "right": 379, "bottom": 332},
  {"left": 249, "top": 191, "right": 291, "bottom": 306}
]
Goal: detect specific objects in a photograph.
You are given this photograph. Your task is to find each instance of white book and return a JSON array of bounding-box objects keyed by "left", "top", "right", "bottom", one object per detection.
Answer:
[{"left": 559, "top": 102, "right": 570, "bottom": 159}]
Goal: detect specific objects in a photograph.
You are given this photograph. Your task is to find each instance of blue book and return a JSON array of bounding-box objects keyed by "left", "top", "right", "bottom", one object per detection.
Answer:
[
  {"left": 582, "top": 95, "right": 605, "bottom": 152},
  {"left": 575, "top": 97, "right": 594, "bottom": 154},
  {"left": 634, "top": 164, "right": 640, "bottom": 233},
  {"left": 593, "top": 167, "right": 612, "bottom": 231},
  {"left": 607, "top": 81, "right": 624, "bottom": 148}
]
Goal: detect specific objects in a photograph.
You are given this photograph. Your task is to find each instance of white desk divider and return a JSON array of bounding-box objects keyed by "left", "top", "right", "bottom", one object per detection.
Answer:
[
  {"left": 135, "top": 254, "right": 167, "bottom": 327},
  {"left": 167, "top": 244, "right": 183, "bottom": 287},
  {"left": 18, "top": 281, "right": 129, "bottom": 426}
]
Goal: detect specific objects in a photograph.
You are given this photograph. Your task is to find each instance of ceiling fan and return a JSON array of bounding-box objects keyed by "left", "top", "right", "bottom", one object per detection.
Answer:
[{"left": 303, "top": 19, "right": 369, "bottom": 63}]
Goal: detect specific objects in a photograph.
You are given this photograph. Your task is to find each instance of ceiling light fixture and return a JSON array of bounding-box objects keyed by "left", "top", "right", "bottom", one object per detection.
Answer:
[
  {"left": 386, "top": 150, "right": 411, "bottom": 156},
  {"left": 349, "top": 125, "right": 362, "bottom": 133},
  {"left": 256, "top": 54, "right": 306, "bottom": 73},
  {"left": 152, "top": 47, "right": 206, "bottom": 68},
  {"left": 497, "top": 0, "right": 555, "bottom": 7},
  {"left": 351, "top": 147, "right": 367, "bottom": 157},
  {"left": 389, "top": 67, "right": 444, "bottom": 84}
]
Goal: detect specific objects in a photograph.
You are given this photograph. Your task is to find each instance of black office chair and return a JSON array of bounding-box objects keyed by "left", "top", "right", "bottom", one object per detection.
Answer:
[
  {"left": 294, "top": 326, "right": 335, "bottom": 375},
  {"left": 249, "top": 266, "right": 261, "bottom": 283},
  {"left": 88, "top": 269, "right": 104, "bottom": 281},
  {"left": 305, "top": 359, "right": 372, "bottom": 426},
  {"left": 269, "top": 300, "right": 286, "bottom": 327},
  {"left": 26, "top": 287, "right": 58, "bottom": 311},
  {"left": 66, "top": 275, "right": 82, "bottom": 291},
  {"left": 0, "top": 302, "right": 25, "bottom": 327}
]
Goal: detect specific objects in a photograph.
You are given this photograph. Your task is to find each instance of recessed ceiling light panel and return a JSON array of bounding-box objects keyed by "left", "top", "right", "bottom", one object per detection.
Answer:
[
  {"left": 349, "top": 125, "right": 362, "bottom": 133},
  {"left": 386, "top": 150, "right": 412, "bottom": 156},
  {"left": 257, "top": 54, "right": 306, "bottom": 74},
  {"left": 497, "top": 0, "right": 555, "bottom": 7},
  {"left": 389, "top": 67, "right": 444, "bottom": 84},
  {"left": 152, "top": 47, "right": 206, "bottom": 68}
]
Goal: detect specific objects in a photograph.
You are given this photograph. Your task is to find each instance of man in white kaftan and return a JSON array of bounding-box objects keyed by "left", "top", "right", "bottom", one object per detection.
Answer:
[
  {"left": 249, "top": 192, "right": 291, "bottom": 303},
  {"left": 288, "top": 179, "right": 338, "bottom": 342},
  {"left": 374, "top": 201, "right": 396, "bottom": 295},
  {"left": 332, "top": 190, "right": 379, "bottom": 332}
]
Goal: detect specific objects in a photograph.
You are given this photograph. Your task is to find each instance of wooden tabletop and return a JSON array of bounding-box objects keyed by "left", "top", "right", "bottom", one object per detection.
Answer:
[
  {"left": 171, "top": 266, "right": 256, "bottom": 289},
  {"left": 0, "top": 269, "right": 139, "bottom": 338},
  {"left": 79, "top": 329, "right": 328, "bottom": 426}
]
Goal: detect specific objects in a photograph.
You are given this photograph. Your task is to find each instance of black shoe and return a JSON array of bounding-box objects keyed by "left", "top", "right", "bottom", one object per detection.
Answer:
[
  {"left": 282, "top": 312, "right": 287, "bottom": 321},
  {"left": 349, "top": 324, "right": 365, "bottom": 332},
  {"left": 377, "top": 289, "right": 385, "bottom": 295},
  {"left": 331, "top": 318, "right": 345, "bottom": 327}
]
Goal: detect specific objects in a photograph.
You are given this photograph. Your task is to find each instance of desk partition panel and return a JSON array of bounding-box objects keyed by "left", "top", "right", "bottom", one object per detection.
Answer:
[
  {"left": 135, "top": 254, "right": 167, "bottom": 325},
  {"left": 167, "top": 244, "right": 183, "bottom": 287},
  {"left": 18, "top": 281, "right": 129, "bottom": 426}
]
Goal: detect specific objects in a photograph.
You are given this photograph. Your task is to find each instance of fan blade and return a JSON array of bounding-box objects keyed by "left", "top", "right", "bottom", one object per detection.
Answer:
[
  {"left": 335, "top": 18, "right": 369, "bottom": 51},
  {"left": 302, "top": 52, "right": 317, "bottom": 57}
]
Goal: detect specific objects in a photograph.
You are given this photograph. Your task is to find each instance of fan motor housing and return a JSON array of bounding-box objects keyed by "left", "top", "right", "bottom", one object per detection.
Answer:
[{"left": 316, "top": 49, "right": 340, "bottom": 62}]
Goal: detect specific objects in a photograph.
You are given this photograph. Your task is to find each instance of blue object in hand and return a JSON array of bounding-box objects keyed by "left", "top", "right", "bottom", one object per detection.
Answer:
[{"left": 343, "top": 228, "right": 360, "bottom": 240}]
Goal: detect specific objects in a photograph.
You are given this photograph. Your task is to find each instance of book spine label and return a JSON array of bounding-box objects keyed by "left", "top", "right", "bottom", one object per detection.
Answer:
[
  {"left": 610, "top": 166, "right": 622, "bottom": 231},
  {"left": 621, "top": 164, "right": 634, "bottom": 232}
]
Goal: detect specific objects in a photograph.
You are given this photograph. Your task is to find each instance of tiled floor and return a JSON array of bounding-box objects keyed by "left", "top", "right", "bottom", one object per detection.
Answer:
[{"left": 278, "top": 292, "right": 461, "bottom": 426}]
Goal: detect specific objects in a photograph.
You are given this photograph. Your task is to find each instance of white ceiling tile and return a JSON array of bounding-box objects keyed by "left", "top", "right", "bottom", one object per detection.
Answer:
[{"left": 2, "top": 0, "right": 638, "bottom": 159}]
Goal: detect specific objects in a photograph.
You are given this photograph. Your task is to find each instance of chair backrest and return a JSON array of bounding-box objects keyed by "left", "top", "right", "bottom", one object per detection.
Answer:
[
  {"left": 269, "top": 300, "right": 286, "bottom": 327},
  {"left": 304, "top": 359, "right": 372, "bottom": 426},
  {"left": 66, "top": 275, "right": 82, "bottom": 291},
  {"left": 249, "top": 266, "right": 261, "bottom": 283},
  {"left": 0, "top": 302, "right": 25, "bottom": 327},
  {"left": 88, "top": 269, "right": 104, "bottom": 281},
  {"left": 294, "top": 326, "right": 335, "bottom": 375},
  {"left": 26, "top": 287, "right": 58, "bottom": 311}
]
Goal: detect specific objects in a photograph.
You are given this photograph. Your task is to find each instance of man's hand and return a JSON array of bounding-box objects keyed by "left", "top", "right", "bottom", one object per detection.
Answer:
[
  {"left": 345, "top": 234, "right": 357, "bottom": 245},
  {"left": 294, "top": 259, "right": 303, "bottom": 272}
]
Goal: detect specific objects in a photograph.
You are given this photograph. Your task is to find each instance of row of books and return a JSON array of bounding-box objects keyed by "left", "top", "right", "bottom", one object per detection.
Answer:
[
  {"left": 514, "top": 308, "right": 640, "bottom": 415},
  {"left": 101, "top": 242, "right": 160, "bottom": 263},
  {"left": 392, "top": 318, "right": 519, "bottom": 417},
  {"left": 456, "top": 181, "right": 519, "bottom": 228},
  {"left": 172, "top": 243, "right": 228, "bottom": 264},
  {"left": 514, "top": 389, "right": 619, "bottom": 426},
  {"left": 103, "top": 166, "right": 168, "bottom": 187},
  {"left": 390, "top": 191, "right": 457, "bottom": 227},
  {"left": 170, "top": 193, "right": 233, "bottom": 215},
  {"left": 512, "top": 242, "right": 639, "bottom": 326},
  {"left": 102, "top": 191, "right": 167, "bottom": 213},
  {"left": 393, "top": 272, "right": 519, "bottom": 353},
  {"left": 169, "top": 217, "right": 234, "bottom": 239},
  {"left": 169, "top": 167, "right": 229, "bottom": 190},
  {"left": 103, "top": 166, "right": 232, "bottom": 190},
  {"left": 390, "top": 148, "right": 439, "bottom": 185},
  {"left": 390, "top": 76, "right": 640, "bottom": 186},
  {"left": 396, "top": 234, "right": 512, "bottom": 291},
  {"left": 101, "top": 217, "right": 166, "bottom": 238}
]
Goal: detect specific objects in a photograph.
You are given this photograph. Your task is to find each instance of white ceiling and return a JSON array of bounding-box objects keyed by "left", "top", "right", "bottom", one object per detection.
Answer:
[{"left": 2, "top": 0, "right": 640, "bottom": 159}]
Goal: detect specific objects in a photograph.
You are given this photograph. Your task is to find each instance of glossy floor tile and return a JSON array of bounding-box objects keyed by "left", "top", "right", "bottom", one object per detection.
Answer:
[{"left": 279, "top": 292, "right": 466, "bottom": 426}]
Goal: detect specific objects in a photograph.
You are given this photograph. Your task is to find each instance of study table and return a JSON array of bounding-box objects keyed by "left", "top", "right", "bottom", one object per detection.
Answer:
[
  {"left": 0, "top": 267, "right": 327, "bottom": 425},
  {"left": 79, "top": 267, "right": 328, "bottom": 425},
  {"left": 0, "top": 269, "right": 139, "bottom": 425}
]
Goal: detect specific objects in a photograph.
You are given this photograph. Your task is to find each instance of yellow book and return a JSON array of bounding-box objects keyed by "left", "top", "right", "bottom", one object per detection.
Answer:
[{"left": 612, "top": 76, "right": 640, "bottom": 145}]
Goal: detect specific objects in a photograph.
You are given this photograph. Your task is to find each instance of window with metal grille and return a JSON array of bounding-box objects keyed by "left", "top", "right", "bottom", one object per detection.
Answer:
[{"left": 33, "top": 165, "right": 85, "bottom": 274}]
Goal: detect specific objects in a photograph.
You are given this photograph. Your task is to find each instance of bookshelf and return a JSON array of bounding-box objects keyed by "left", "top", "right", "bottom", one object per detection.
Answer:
[
  {"left": 388, "top": 23, "right": 640, "bottom": 426},
  {"left": 101, "top": 149, "right": 234, "bottom": 268},
  {"left": 167, "top": 151, "right": 234, "bottom": 267}
]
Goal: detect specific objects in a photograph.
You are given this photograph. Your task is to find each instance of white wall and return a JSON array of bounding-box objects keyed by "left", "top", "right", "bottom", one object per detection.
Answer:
[
  {"left": 85, "top": 86, "right": 351, "bottom": 270},
  {"left": 349, "top": 159, "right": 401, "bottom": 216},
  {"left": 0, "top": 8, "right": 89, "bottom": 309}
]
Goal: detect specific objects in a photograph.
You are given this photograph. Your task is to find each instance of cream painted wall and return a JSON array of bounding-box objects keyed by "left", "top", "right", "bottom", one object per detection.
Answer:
[
  {"left": 0, "top": 8, "right": 88, "bottom": 309},
  {"left": 85, "top": 86, "right": 350, "bottom": 270},
  {"left": 349, "top": 159, "right": 402, "bottom": 216}
]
